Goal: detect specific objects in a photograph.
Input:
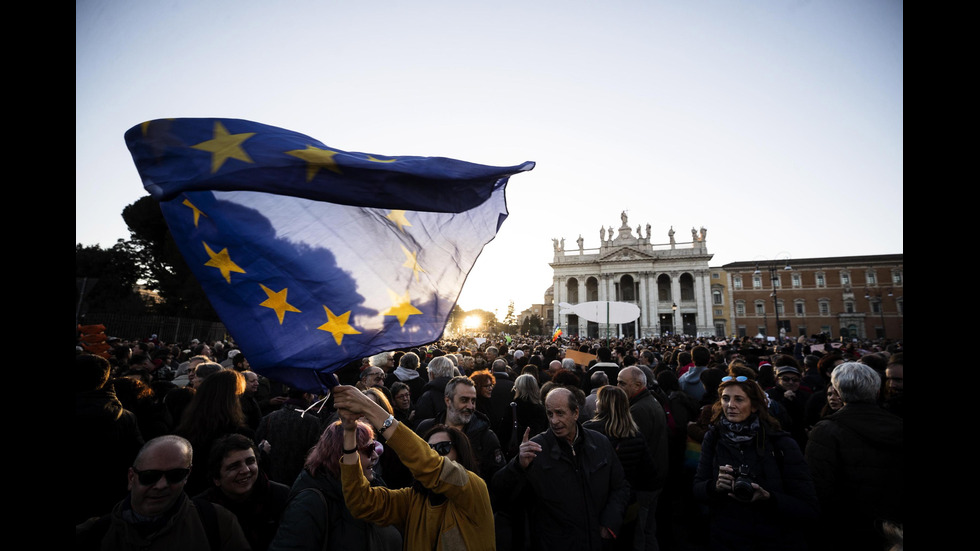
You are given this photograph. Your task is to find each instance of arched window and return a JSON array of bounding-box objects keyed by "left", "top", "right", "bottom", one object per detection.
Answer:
[
  {"left": 657, "top": 274, "right": 671, "bottom": 301},
  {"left": 620, "top": 274, "right": 636, "bottom": 301},
  {"left": 566, "top": 278, "right": 579, "bottom": 303},
  {"left": 680, "top": 273, "right": 695, "bottom": 301},
  {"left": 586, "top": 277, "right": 599, "bottom": 301}
]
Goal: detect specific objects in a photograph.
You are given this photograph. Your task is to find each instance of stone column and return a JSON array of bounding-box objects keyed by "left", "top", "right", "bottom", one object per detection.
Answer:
[{"left": 671, "top": 272, "right": 681, "bottom": 333}]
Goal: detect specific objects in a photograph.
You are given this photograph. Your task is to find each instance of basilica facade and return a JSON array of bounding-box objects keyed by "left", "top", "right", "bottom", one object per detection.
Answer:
[{"left": 550, "top": 212, "right": 715, "bottom": 338}]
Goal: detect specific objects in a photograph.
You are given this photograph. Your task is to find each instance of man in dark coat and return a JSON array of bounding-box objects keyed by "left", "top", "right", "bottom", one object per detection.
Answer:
[
  {"left": 412, "top": 355, "right": 455, "bottom": 426},
  {"left": 806, "top": 362, "right": 903, "bottom": 551},
  {"left": 493, "top": 387, "right": 629, "bottom": 551}
]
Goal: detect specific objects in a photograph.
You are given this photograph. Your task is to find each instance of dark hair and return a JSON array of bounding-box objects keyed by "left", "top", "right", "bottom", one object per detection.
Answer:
[
  {"left": 208, "top": 434, "right": 256, "bottom": 480},
  {"left": 421, "top": 424, "right": 480, "bottom": 475},
  {"left": 677, "top": 351, "right": 693, "bottom": 366},
  {"left": 692, "top": 346, "right": 710, "bottom": 366},
  {"left": 176, "top": 370, "right": 246, "bottom": 444},
  {"left": 711, "top": 378, "right": 782, "bottom": 431},
  {"left": 76, "top": 354, "right": 111, "bottom": 392}
]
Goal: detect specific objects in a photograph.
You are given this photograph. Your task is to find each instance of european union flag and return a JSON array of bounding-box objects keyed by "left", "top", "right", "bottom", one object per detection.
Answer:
[{"left": 125, "top": 118, "right": 534, "bottom": 393}]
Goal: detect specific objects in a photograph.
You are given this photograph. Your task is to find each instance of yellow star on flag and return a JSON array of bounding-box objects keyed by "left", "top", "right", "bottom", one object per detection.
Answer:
[
  {"left": 203, "top": 242, "right": 246, "bottom": 283},
  {"left": 259, "top": 284, "right": 301, "bottom": 324},
  {"left": 285, "top": 145, "right": 342, "bottom": 181},
  {"left": 366, "top": 155, "right": 397, "bottom": 163},
  {"left": 387, "top": 210, "right": 412, "bottom": 232},
  {"left": 400, "top": 245, "right": 427, "bottom": 282},
  {"left": 183, "top": 198, "right": 207, "bottom": 227},
  {"left": 383, "top": 289, "right": 423, "bottom": 327},
  {"left": 317, "top": 306, "right": 361, "bottom": 345},
  {"left": 191, "top": 121, "right": 255, "bottom": 173}
]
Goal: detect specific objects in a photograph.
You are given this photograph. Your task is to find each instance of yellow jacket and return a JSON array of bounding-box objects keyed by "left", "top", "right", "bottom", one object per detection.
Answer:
[{"left": 341, "top": 422, "right": 495, "bottom": 551}]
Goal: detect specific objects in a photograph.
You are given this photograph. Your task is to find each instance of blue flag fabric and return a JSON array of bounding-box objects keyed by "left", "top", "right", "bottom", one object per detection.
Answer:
[{"left": 125, "top": 118, "right": 534, "bottom": 393}]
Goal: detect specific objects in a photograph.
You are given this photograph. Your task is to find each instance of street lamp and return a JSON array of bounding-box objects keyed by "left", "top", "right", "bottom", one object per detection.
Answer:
[
  {"left": 864, "top": 286, "right": 893, "bottom": 339},
  {"left": 671, "top": 302, "right": 678, "bottom": 336},
  {"left": 755, "top": 255, "right": 793, "bottom": 345}
]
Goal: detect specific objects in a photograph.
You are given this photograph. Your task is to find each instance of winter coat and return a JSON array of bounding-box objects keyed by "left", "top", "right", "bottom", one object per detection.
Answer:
[
  {"left": 270, "top": 469, "right": 399, "bottom": 551},
  {"left": 805, "top": 403, "right": 903, "bottom": 551},
  {"left": 493, "top": 425, "right": 630, "bottom": 551},
  {"left": 693, "top": 419, "right": 818, "bottom": 551}
]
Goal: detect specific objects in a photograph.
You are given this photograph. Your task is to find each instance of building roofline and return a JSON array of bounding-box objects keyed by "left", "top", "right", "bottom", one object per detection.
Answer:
[{"left": 719, "top": 253, "right": 903, "bottom": 270}]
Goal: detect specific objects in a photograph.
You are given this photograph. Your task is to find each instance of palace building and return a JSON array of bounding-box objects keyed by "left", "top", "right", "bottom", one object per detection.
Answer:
[{"left": 550, "top": 212, "right": 714, "bottom": 338}]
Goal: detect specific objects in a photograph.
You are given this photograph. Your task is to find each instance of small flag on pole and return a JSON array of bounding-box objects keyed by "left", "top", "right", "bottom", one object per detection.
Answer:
[{"left": 552, "top": 324, "right": 563, "bottom": 342}]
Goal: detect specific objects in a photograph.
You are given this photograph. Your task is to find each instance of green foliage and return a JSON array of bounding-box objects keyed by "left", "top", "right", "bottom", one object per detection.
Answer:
[
  {"left": 75, "top": 241, "right": 146, "bottom": 315},
  {"left": 121, "top": 196, "right": 218, "bottom": 320}
]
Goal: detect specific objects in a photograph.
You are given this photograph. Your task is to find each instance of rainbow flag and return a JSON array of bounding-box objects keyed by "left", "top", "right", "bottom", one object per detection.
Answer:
[{"left": 551, "top": 324, "right": 563, "bottom": 342}]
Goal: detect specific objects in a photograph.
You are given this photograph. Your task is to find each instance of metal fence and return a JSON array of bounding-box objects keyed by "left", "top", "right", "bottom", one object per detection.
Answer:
[{"left": 77, "top": 312, "right": 228, "bottom": 345}]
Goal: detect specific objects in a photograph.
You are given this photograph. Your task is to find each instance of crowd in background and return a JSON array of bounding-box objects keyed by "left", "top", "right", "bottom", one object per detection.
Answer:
[{"left": 76, "top": 331, "right": 903, "bottom": 551}]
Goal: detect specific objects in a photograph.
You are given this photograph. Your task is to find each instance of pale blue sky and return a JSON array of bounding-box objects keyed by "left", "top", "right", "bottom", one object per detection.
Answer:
[{"left": 76, "top": 0, "right": 903, "bottom": 317}]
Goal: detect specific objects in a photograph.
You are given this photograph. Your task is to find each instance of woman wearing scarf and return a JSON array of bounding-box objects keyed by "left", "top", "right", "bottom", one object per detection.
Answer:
[{"left": 693, "top": 375, "right": 818, "bottom": 551}]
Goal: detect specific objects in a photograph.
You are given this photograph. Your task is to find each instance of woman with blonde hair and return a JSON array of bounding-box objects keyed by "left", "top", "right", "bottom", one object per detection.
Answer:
[{"left": 584, "top": 385, "right": 655, "bottom": 550}]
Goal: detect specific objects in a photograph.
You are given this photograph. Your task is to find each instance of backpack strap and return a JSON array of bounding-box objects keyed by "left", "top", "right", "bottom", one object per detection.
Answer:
[
  {"left": 295, "top": 487, "right": 336, "bottom": 551},
  {"left": 191, "top": 496, "right": 220, "bottom": 551}
]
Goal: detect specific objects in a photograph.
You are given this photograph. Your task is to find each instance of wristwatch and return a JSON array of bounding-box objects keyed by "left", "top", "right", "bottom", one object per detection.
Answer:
[{"left": 377, "top": 414, "right": 395, "bottom": 433}]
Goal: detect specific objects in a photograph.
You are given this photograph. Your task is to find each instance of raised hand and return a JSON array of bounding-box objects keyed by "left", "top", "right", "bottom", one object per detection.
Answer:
[{"left": 518, "top": 427, "right": 542, "bottom": 469}]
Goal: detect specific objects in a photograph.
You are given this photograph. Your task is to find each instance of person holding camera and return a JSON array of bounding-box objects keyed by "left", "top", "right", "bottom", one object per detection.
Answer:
[{"left": 693, "top": 374, "right": 818, "bottom": 551}]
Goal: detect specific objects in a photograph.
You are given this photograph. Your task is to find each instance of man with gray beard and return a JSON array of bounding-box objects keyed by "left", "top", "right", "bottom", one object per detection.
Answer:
[{"left": 415, "top": 376, "right": 506, "bottom": 483}]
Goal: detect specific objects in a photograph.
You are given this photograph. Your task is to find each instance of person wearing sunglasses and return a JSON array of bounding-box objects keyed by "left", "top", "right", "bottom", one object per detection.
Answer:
[
  {"left": 333, "top": 384, "right": 495, "bottom": 551},
  {"left": 76, "top": 435, "right": 250, "bottom": 551},
  {"left": 765, "top": 360, "right": 813, "bottom": 450},
  {"left": 269, "top": 419, "right": 401, "bottom": 551},
  {"left": 692, "top": 374, "right": 817, "bottom": 551}
]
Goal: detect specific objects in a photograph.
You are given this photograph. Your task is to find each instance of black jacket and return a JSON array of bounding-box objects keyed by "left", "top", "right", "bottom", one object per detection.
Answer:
[
  {"left": 493, "top": 425, "right": 630, "bottom": 551},
  {"left": 805, "top": 403, "right": 903, "bottom": 551},
  {"left": 694, "top": 421, "right": 818, "bottom": 551}
]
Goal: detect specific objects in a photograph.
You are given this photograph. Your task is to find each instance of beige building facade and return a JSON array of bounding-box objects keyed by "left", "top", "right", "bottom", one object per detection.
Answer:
[{"left": 550, "top": 212, "right": 715, "bottom": 338}]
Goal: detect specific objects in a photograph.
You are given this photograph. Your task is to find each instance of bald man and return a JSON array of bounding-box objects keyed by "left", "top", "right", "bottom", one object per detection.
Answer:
[
  {"left": 77, "top": 435, "right": 250, "bottom": 551},
  {"left": 493, "top": 387, "right": 628, "bottom": 551}
]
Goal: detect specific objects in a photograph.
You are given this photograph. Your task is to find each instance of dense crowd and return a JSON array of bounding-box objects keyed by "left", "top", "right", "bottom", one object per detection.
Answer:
[{"left": 75, "top": 332, "right": 903, "bottom": 551}]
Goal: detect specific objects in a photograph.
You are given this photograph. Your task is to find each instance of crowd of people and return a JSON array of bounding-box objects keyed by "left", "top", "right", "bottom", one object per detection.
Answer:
[{"left": 75, "top": 332, "right": 903, "bottom": 550}]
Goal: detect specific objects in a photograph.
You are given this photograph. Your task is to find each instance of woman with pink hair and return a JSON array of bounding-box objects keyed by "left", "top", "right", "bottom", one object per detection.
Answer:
[{"left": 269, "top": 420, "right": 400, "bottom": 551}]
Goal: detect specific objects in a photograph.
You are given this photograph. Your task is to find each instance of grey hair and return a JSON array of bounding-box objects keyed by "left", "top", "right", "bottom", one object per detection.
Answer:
[
  {"left": 370, "top": 351, "right": 392, "bottom": 368},
  {"left": 561, "top": 358, "right": 577, "bottom": 370},
  {"left": 427, "top": 356, "right": 455, "bottom": 379},
  {"left": 831, "top": 362, "right": 880, "bottom": 404},
  {"left": 399, "top": 352, "right": 420, "bottom": 370},
  {"left": 445, "top": 375, "right": 475, "bottom": 401}
]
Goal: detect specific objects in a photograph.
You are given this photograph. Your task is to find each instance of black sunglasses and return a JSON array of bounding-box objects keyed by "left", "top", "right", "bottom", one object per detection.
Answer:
[
  {"left": 429, "top": 440, "right": 453, "bottom": 456},
  {"left": 132, "top": 467, "right": 191, "bottom": 486}
]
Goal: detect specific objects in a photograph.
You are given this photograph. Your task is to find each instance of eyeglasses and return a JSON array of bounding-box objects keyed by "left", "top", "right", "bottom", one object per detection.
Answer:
[
  {"left": 721, "top": 376, "right": 748, "bottom": 383},
  {"left": 360, "top": 441, "right": 384, "bottom": 456},
  {"left": 429, "top": 440, "right": 453, "bottom": 456},
  {"left": 131, "top": 467, "right": 191, "bottom": 486},
  {"left": 779, "top": 376, "right": 801, "bottom": 383}
]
